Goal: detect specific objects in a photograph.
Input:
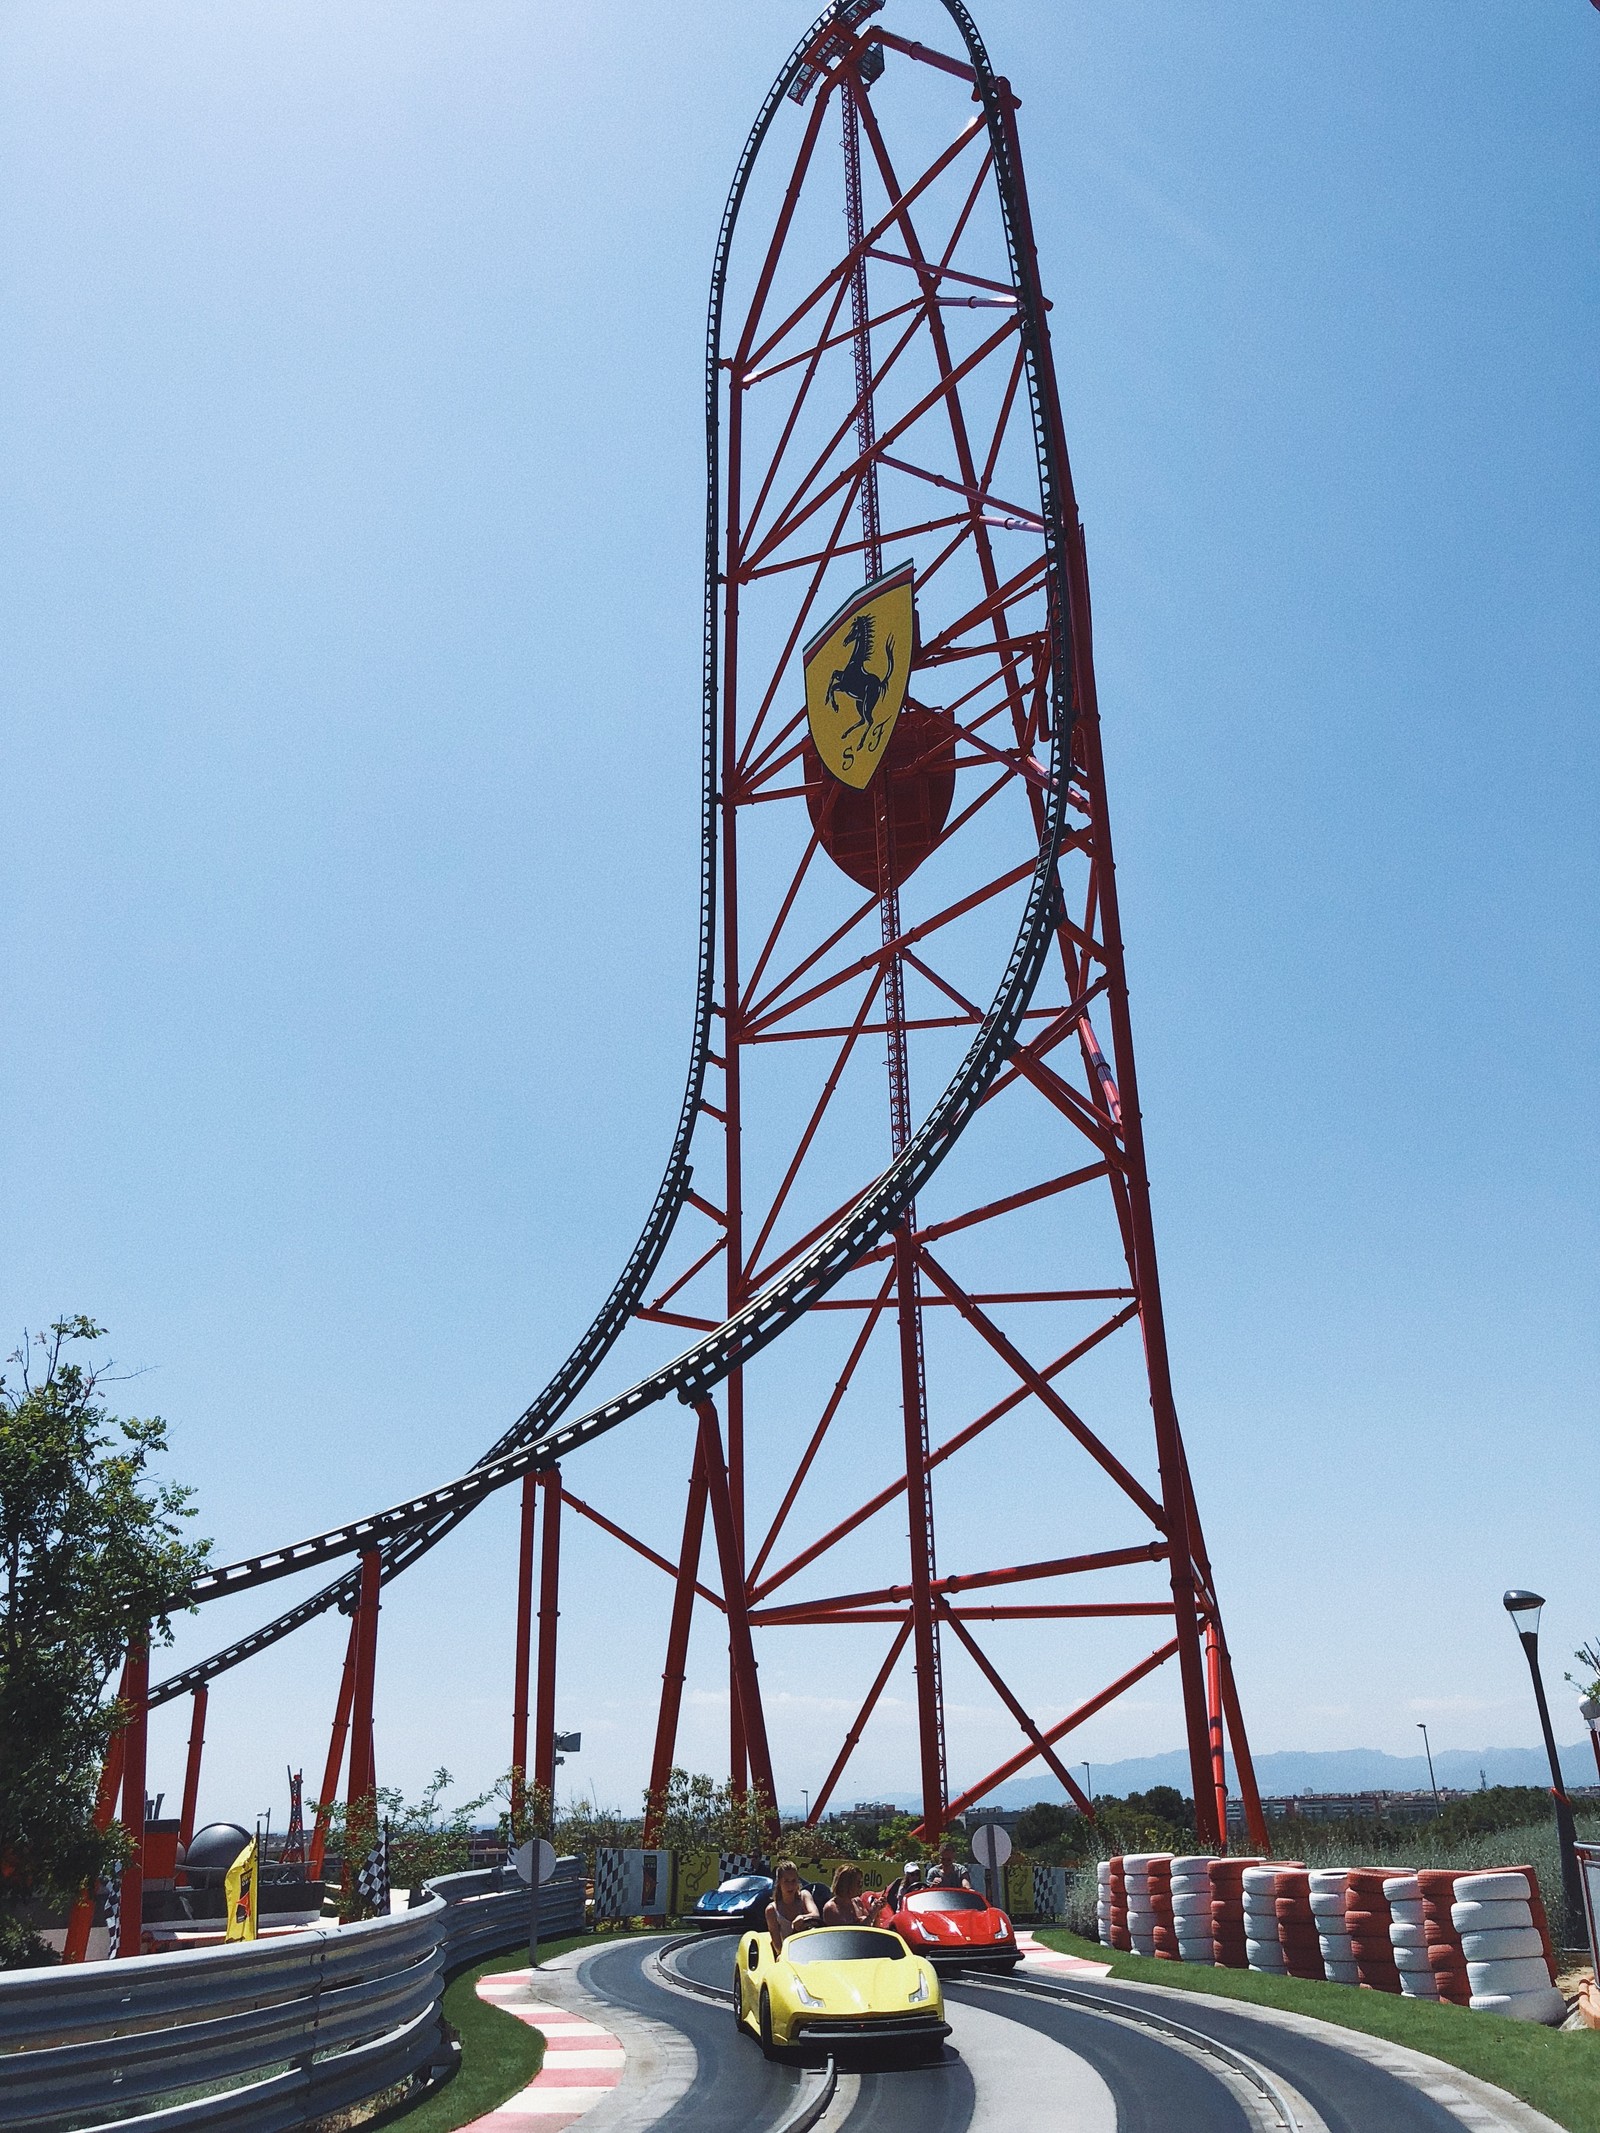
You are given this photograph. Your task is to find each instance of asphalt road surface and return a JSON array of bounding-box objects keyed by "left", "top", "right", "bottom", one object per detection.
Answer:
[{"left": 567, "top": 1932, "right": 1262, "bottom": 2132}]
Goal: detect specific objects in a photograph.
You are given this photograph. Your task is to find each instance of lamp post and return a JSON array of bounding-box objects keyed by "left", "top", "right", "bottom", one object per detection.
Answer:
[
  {"left": 1416, "top": 1724, "right": 1441, "bottom": 1810},
  {"left": 1081, "top": 1763, "right": 1091, "bottom": 1810},
  {"left": 1580, "top": 1695, "right": 1600, "bottom": 1786},
  {"left": 1503, "top": 1589, "right": 1584, "bottom": 1932}
]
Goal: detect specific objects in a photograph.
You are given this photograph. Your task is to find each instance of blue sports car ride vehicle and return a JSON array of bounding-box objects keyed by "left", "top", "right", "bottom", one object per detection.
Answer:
[{"left": 693, "top": 1873, "right": 775, "bottom": 1929}]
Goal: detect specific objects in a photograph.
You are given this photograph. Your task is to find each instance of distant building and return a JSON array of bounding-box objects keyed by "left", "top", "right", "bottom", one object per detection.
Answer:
[{"left": 1225, "top": 1790, "right": 1450, "bottom": 1832}]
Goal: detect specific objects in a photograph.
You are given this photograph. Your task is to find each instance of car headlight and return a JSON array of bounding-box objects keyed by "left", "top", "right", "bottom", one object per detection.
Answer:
[
  {"left": 790, "top": 1972, "right": 824, "bottom": 2008},
  {"left": 908, "top": 1967, "right": 930, "bottom": 2003}
]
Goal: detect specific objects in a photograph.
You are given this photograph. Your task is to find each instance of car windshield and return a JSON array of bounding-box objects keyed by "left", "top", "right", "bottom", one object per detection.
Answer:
[
  {"left": 718, "top": 1877, "right": 770, "bottom": 1894},
  {"left": 906, "top": 1890, "right": 988, "bottom": 1913},
  {"left": 787, "top": 1928, "right": 904, "bottom": 1964}
]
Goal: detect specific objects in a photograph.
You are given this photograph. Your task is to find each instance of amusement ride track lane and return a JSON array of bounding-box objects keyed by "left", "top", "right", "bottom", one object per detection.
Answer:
[
  {"left": 620, "top": 1931, "right": 1255, "bottom": 2133},
  {"left": 1087, "top": 1977, "right": 1473, "bottom": 2133},
  {"left": 576, "top": 1935, "right": 809, "bottom": 2133},
  {"left": 942, "top": 1975, "right": 1249, "bottom": 2133}
]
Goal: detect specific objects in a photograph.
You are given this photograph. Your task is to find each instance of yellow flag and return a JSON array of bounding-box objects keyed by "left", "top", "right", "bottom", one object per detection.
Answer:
[
  {"left": 803, "top": 563, "right": 915, "bottom": 790},
  {"left": 224, "top": 1838, "right": 259, "bottom": 1941}
]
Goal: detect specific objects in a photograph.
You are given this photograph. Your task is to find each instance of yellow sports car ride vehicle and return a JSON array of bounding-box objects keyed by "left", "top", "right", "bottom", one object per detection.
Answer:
[{"left": 734, "top": 1924, "right": 950, "bottom": 2057}]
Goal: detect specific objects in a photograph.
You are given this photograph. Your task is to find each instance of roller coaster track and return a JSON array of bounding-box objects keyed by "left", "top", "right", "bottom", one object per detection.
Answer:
[{"left": 152, "top": 0, "right": 1081, "bottom": 1712}]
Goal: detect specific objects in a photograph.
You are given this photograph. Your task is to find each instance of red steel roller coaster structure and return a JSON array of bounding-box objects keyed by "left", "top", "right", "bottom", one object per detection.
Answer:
[{"left": 74, "top": 0, "right": 1267, "bottom": 1959}]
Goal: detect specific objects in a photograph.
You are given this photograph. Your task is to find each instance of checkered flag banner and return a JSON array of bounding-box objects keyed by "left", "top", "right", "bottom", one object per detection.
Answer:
[
  {"left": 593, "top": 1848, "right": 629, "bottom": 1921},
  {"left": 1032, "top": 1865, "right": 1066, "bottom": 1920},
  {"left": 356, "top": 1821, "right": 391, "bottom": 1916},
  {"left": 103, "top": 1862, "right": 122, "bottom": 1948},
  {"left": 719, "top": 1851, "right": 764, "bottom": 1881}
]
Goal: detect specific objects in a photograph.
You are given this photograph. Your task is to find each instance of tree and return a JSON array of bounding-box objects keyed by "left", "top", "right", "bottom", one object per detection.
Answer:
[{"left": 0, "top": 1319, "right": 210, "bottom": 1966}]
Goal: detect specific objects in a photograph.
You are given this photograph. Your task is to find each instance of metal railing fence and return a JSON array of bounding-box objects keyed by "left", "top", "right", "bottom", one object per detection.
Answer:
[{"left": 0, "top": 1859, "right": 586, "bottom": 2133}]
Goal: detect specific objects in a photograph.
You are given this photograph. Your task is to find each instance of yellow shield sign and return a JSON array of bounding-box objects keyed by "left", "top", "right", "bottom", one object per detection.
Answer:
[{"left": 803, "top": 563, "right": 915, "bottom": 790}]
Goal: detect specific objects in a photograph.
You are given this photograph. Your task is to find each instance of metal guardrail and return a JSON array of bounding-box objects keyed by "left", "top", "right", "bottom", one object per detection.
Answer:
[{"left": 0, "top": 1861, "right": 587, "bottom": 2132}]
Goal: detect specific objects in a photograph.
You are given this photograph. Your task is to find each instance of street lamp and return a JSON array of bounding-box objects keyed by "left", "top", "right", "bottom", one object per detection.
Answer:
[
  {"left": 1503, "top": 1589, "right": 1584, "bottom": 1931},
  {"left": 1081, "top": 1763, "right": 1092, "bottom": 1810},
  {"left": 1416, "top": 1723, "right": 1441, "bottom": 1810}
]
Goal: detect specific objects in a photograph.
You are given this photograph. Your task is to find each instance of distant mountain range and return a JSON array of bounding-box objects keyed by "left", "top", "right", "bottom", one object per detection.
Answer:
[
  {"left": 980, "top": 1742, "right": 1599, "bottom": 1806},
  {"left": 808, "top": 1741, "right": 1598, "bottom": 1819}
]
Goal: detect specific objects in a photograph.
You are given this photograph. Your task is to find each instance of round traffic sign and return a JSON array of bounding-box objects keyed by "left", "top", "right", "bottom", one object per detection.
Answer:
[{"left": 970, "top": 1822, "right": 1012, "bottom": 1872}]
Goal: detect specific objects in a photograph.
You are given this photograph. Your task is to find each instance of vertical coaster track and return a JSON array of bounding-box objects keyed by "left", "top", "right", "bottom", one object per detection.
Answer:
[{"left": 144, "top": 0, "right": 1267, "bottom": 1860}]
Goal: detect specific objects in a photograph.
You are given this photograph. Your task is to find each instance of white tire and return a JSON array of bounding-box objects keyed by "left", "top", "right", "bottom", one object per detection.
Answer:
[
  {"left": 1308, "top": 1871, "right": 1349, "bottom": 1895},
  {"left": 1171, "top": 1882, "right": 1212, "bottom": 1904},
  {"left": 1309, "top": 1900, "right": 1348, "bottom": 1923},
  {"left": 1318, "top": 1937, "right": 1355, "bottom": 1961},
  {"left": 1459, "top": 1927, "right": 1544, "bottom": 1963},
  {"left": 1389, "top": 1921, "right": 1425, "bottom": 1948},
  {"left": 1245, "top": 1940, "right": 1286, "bottom": 1972},
  {"left": 1177, "top": 1944, "right": 1215, "bottom": 1964},
  {"left": 1170, "top": 1855, "right": 1213, "bottom": 1874},
  {"left": 1130, "top": 1933, "right": 1157, "bottom": 1955},
  {"left": 1393, "top": 1945, "right": 1434, "bottom": 1972},
  {"left": 1241, "top": 1869, "right": 1279, "bottom": 1896},
  {"left": 1172, "top": 1892, "right": 1211, "bottom": 1917},
  {"left": 1387, "top": 1901, "right": 1424, "bottom": 1925},
  {"left": 1451, "top": 1898, "right": 1532, "bottom": 1933},
  {"left": 1122, "top": 1854, "right": 1173, "bottom": 1871},
  {"left": 1383, "top": 1875, "right": 1421, "bottom": 1904},
  {"left": 1399, "top": 1973, "right": 1441, "bottom": 1999},
  {"left": 1469, "top": 1986, "right": 1567, "bottom": 2025},
  {"left": 1323, "top": 1960, "right": 1361, "bottom": 1986},
  {"left": 1452, "top": 1871, "right": 1530, "bottom": 1904},
  {"left": 1466, "top": 1957, "right": 1552, "bottom": 1996}
]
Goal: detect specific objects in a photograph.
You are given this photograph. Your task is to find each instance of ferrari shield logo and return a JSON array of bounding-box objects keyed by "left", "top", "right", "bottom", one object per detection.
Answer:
[{"left": 803, "top": 562, "right": 915, "bottom": 790}]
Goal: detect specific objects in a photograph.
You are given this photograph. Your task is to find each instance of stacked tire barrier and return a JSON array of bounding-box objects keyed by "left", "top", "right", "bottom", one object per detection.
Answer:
[
  {"left": 1095, "top": 1853, "right": 1567, "bottom": 2023},
  {"left": 1120, "top": 1853, "right": 1171, "bottom": 1957},
  {"left": 1451, "top": 1869, "right": 1565, "bottom": 2025},
  {"left": 1242, "top": 1864, "right": 1290, "bottom": 1974},
  {"left": 1104, "top": 1856, "right": 1130, "bottom": 1951},
  {"left": 1274, "top": 1866, "right": 1326, "bottom": 1981},
  {"left": 1344, "top": 1868, "right": 1403, "bottom": 1994},
  {"left": 1170, "top": 1855, "right": 1215, "bottom": 1965},
  {"left": 1309, "top": 1870, "right": 1359, "bottom": 1984},
  {"left": 1208, "top": 1857, "right": 1255, "bottom": 1969},
  {"left": 1384, "top": 1874, "right": 1438, "bottom": 2000},
  {"left": 1416, "top": 1869, "right": 1470, "bottom": 2006}
]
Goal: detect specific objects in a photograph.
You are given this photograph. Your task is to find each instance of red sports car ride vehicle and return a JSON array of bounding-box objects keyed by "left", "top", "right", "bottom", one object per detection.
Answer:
[{"left": 872, "top": 1885, "right": 1020, "bottom": 1970}]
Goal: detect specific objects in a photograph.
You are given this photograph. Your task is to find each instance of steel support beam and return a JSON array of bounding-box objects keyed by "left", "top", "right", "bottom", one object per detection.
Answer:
[
  {"left": 533, "top": 1467, "right": 562, "bottom": 1802},
  {"left": 118, "top": 1636, "right": 150, "bottom": 1959},
  {"left": 644, "top": 1437, "right": 711, "bottom": 1845},
  {"left": 510, "top": 1471, "right": 537, "bottom": 1830},
  {"left": 179, "top": 1686, "right": 208, "bottom": 1852}
]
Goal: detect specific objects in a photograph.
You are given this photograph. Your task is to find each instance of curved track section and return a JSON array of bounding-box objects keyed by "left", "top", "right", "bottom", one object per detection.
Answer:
[
  {"left": 153, "top": 0, "right": 1088, "bottom": 1702},
  {"left": 570, "top": 1937, "right": 1507, "bottom": 2133}
]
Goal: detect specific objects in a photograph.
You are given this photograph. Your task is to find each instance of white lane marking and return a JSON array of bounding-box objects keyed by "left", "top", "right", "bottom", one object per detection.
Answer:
[{"left": 944, "top": 1990, "right": 1118, "bottom": 2133}]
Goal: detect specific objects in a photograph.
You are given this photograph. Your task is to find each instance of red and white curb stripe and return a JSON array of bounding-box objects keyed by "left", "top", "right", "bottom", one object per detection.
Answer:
[
  {"left": 463, "top": 1973, "right": 625, "bottom": 2129},
  {"left": 1016, "top": 1930, "right": 1112, "bottom": 1978}
]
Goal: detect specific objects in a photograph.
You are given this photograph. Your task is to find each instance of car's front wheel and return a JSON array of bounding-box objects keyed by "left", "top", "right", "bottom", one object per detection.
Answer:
[{"left": 759, "top": 1987, "right": 777, "bottom": 2059}]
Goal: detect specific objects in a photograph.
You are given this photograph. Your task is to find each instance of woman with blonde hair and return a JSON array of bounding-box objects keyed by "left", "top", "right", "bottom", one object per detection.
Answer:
[
  {"left": 765, "top": 1858, "right": 819, "bottom": 1952},
  {"left": 822, "top": 1862, "right": 887, "bottom": 1927}
]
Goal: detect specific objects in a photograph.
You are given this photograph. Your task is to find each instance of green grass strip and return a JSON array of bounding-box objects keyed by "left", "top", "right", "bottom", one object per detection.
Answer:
[
  {"left": 386, "top": 1933, "right": 620, "bottom": 2133},
  {"left": 1035, "top": 1929, "right": 1600, "bottom": 2133}
]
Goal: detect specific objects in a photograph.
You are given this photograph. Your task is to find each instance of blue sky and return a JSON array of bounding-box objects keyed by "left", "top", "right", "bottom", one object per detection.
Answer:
[{"left": 3, "top": 1, "right": 1596, "bottom": 1831}]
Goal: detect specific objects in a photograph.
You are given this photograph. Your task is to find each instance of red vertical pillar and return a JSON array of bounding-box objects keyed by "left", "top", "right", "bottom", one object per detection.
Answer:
[
  {"left": 308, "top": 1614, "right": 359, "bottom": 1882},
  {"left": 346, "top": 1550, "right": 382, "bottom": 1816},
  {"left": 644, "top": 1440, "right": 710, "bottom": 1845},
  {"left": 533, "top": 1468, "right": 562, "bottom": 1803},
  {"left": 511, "top": 1471, "right": 538, "bottom": 1831},
  {"left": 118, "top": 1637, "right": 150, "bottom": 1959},
  {"left": 695, "top": 1398, "right": 777, "bottom": 1837},
  {"left": 179, "top": 1687, "right": 208, "bottom": 1853},
  {"left": 1204, "top": 1620, "right": 1228, "bottom": 1851},
  {"left": 63, "top": 1659, "right": 131, "bottom": 1962},
  {"left": 1217, "top": 1640, "right": 1269, "bottom": 1853}
]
